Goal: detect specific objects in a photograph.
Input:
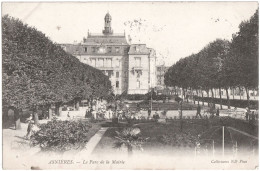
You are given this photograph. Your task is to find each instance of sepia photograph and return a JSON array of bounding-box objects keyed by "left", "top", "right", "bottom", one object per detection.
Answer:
[{"left": 2, "top": 1, "right": 259, "bottom": 170}]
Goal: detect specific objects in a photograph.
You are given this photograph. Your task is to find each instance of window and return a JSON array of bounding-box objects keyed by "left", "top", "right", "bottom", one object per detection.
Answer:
[
  {"left": 84, "top": 47, "right": 87, "bottom": 52},
  {"left": 116, "top": 72, "right": 119, "bottom": 78},
  {"left": 107, "top": 47, "right": 112, "bottom": 53},
  {"left": 116, "top": 81, "right": 119, "bottom": 88},
  {"left": 92, "top": 47, "right": 95, "bottom": 52},
  {"left": 115, "top": 47, "right": 120, "bottom": 53},
  {"left": 106, "top": 58, "right": 112, "bottom": 67},
  {"left": 124, "top": 48, "right": 128, "bottom": 54},
  {"left": 135, "top": 46, "right": 140, "bottom": 52},
  {"left": 115, "top": 59, "right": 120, "bottom": 67},
  {"left": 136, "top": 80, "right": 141, "bottom": 88},
  {"left": 91, "top": 59, "right": 96, "bottom": 67},
  {"left": 135, "top": 57, "right": 141, "bottom": 67},
  {"left": 98, "top": 58, "right": 104, "bottom": 67}
]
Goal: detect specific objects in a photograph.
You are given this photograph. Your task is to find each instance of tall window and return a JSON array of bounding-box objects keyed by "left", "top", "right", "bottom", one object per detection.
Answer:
[
  {"left": 107, "top": 47, "right": 112, "bottom": 53},
  {"left": 98, "top": 58, "right": 104, "bottom": 67},
  {"left": 135, "top": 57, "right": 141, "bottom": 67},
  {"left": 106, "top": 58, "right": 112, "bottom": 67},
  {"left": 91, "top": 59, "right": 96, "bottom": 67},
  {"left": 136, "top": 80, "right": 141, "bottom": 88},
  {"left": 116, "top": 81, "right": 119, "bottom": 88},
  {"left": 115, "top": 47, "right": 120, "bottom": 53},
  {"left": 115, "top": 59, "right": 120, "bottom": 67},
  {"left": 116, "top": 72, "right": 119, "bottom": 78},
  {"left": 92, "top": 47, "right": 95, "bottom": 53},
  {"left": 84, "top": 47, "right": 87, "bottom": 52}
]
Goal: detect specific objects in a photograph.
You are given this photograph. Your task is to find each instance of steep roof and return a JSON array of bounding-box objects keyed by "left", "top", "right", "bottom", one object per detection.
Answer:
[
  {"left": 128, "top": 44, "right": 150, "bottom": 55},
  {"left": 83, "top": 33, "right": 128, "bottom": 45}
]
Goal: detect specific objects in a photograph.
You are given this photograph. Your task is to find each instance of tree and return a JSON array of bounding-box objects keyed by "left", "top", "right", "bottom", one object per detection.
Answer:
[{"left": 2, "top": 15, "right": 112, "bottom": 125}]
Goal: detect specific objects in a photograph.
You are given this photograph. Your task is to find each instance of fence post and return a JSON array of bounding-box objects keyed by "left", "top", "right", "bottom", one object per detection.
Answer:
[{"left": 222, "top": 126, "right": 225, "bottom": 157}]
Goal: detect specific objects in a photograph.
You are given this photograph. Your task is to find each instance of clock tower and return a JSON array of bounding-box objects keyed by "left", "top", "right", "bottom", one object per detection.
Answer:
[{"left": 103, "top": 12, "right": 113, "bottom": 35}]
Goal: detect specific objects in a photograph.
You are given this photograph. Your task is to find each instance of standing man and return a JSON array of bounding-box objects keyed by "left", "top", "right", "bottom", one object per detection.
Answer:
[
  {"left": 148, "top": 107, "right": 151, "bottom": 118},
  {"left": 216, "top": 107, "right": 220, "bottom": 116},
  {"left": 196, "top": 104, "right": 202, "bottom": 119}
]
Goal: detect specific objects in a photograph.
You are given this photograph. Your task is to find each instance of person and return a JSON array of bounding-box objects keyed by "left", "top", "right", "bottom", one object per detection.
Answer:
[
  {"left": 196, "top": 104, "right": 202, "bottom": 119},
  {"left": 148, "top": 107, "right": 151, "bottom": 118},
  {"left": 26, "top": 120, "right": 34, "bottom": 139},
  {"left": 67, "top": 112, "right": 70, "bottom": 118},
  {"left": 92, "top": 109, "right": 97, "bottom": 119},
  {"left": 252, "top": 111, "right": 256, "bottom": 121},
  {"left": 245, "top": 107, "right": 250, "bottom": 121},
  {"left": 216, "top": 108, "right": 220, "bottom": 116}
]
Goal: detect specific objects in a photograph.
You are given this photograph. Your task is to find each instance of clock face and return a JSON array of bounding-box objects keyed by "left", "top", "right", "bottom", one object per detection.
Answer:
[{"left": 98, "top": 46, "right": 106, "bottom": 53}]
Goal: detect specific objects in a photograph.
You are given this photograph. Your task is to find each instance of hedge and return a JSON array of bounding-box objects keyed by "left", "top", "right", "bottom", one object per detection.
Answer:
[
  {"left": 194, "top": 96, "right": 258, "bottom": 109},
  {"left": 119, "top": 94, "right": 176, "bottom": 101},
  {"left": 2, "top": 15, "right": 112, "bottom": 110}
]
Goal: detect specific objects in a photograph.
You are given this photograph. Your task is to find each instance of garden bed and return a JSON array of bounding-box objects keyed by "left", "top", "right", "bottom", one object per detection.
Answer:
[
  {"left": 30, "top": 118, "right": 102, "bottom": 153},
  {"left": 94, "top": 118, "right": 258, "bottom": 156}
]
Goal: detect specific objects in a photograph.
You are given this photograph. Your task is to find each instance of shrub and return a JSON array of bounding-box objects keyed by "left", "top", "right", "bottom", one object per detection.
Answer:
[
  {"left": 30, "top": 118, "right": 92, "bottom": 152},
  {"left": 194, "top": 96, "right": 258, "bottom": 109}
]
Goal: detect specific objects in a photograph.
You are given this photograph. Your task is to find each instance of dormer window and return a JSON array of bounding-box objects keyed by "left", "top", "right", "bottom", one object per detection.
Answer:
[{"left": 135, "top": 46, "right": 140, "bottom": 52}]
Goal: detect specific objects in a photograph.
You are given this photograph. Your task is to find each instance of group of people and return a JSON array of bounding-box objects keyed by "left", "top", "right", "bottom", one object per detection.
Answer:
[
  {"left": 195, "top": 103, "right": 220, "bottom": 119},
  {"left": 245, "top": 107, "right": 258, "bottom": 121}
]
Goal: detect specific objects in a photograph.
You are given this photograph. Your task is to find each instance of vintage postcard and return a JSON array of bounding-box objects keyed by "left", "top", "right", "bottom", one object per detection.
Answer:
[{"left": 2, "top": 1, "right": 259, "bottom": 170}]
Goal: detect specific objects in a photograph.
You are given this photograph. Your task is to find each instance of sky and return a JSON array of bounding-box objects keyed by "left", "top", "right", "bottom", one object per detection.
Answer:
[{"left": 2, "top": 2, "right": 258, "bottom": 66}]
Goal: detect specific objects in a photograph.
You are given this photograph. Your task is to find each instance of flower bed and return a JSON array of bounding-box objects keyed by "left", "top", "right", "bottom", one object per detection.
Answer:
[{"left": 30, "top": 118, "right": 100, "bottom": 152}]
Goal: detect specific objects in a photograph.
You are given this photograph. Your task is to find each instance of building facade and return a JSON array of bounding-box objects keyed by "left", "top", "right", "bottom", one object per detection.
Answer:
[
  {"left": 60, "top": 13, "right": 156, "bottom": 94},
  {"left": 156, "top": 65, "right": 169, "bottom": 87}
]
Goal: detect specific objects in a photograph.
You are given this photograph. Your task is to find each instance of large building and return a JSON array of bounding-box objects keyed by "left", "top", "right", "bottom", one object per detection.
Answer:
[{"left": 60, "top": 13, "right": 156, "bottom": 94}]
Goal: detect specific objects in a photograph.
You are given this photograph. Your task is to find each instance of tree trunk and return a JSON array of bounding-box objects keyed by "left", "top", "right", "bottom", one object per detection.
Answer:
[
  {"left": 202, "top": 90, "right": 204, "bottom": 106},
  {"left": 239, "top": 86, "right": 242, "bottom": 100},
  {"left": 55, "top": 103, "right": 62, "bottom": 116},
  {"left": 245, "top": 87, "right": 250, "bottom": 108},
  {"left": 219, "top": 87, "right": 223, "bottom": 109},
  {"left": 182, "top": 88, "right": 185, "bottom": 101},
  {"left": 75, "top": 100, "right": 80, "bottom": 111},
  {"left": 207, "top": 90, "right": 210, "bottom": 107},
  {"left": 33, "top": 106, "right": 39, "bottom": 125},
  {"left": 225, "top": 88, "right": 230, "bottom": 109},
  {"left": 211, "top": 88, "right": 215, "bottom": 108},
  {"left": 196, "top": 89, "right": 199, "bottom": 105},
  {"left": 48, "top": 104, "right": 52, "bottom": 120},
  {"left": 186, "top": 89, "right": 189, "bottom": 103},
  {"left": 2, "top": 107, "right": 8, "bottom": 121},
  {"left": 42, "top": 105, "right": 46, "bottom": 119},
  {"left": 232, "top": 88, "right": 235, "bottom": 100},
  {"left": 14, "top": 108, "right": 21, "bottom": 130}
]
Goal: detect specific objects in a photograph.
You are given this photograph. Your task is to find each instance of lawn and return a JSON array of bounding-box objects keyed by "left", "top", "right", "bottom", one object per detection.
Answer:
[{"left": 93, "top": 118, "right": 258, "bottom": 157}]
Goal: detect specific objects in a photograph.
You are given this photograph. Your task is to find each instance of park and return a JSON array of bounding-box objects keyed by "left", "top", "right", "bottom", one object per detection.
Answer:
[{"left": 2, "top": 5, "right": 259, "bottom": 170}]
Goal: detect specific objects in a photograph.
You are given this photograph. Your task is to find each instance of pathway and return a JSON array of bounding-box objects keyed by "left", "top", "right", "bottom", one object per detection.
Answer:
[{"left": 78, "top": 127, "right": 108, "bottom": 156}]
